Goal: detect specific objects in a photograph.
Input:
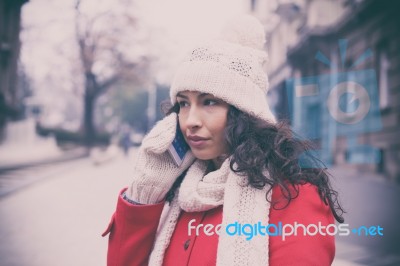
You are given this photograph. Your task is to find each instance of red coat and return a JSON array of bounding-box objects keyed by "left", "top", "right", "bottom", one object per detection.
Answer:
[{"left": 103, "top": 183, "right": 335, "bottom": 266}]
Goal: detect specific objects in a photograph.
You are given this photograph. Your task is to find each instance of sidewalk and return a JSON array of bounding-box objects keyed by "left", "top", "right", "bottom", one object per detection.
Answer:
[
  {"left": 0, "top": 151, "right": 132, "bottom": 266},
  {"left": 0, "top": 145, "right": 89, "bottom": 172},
  {"left": 0, "top": 118, "right": 89, "bottom": 171},
  {"left": 329, "top": 165, "right": 400, "bottom": 266}
]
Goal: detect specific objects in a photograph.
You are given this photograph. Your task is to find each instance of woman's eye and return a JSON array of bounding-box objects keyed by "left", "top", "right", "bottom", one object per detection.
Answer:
[
  {"left": 178, "top": 101, "right": 188, "bottom": 108},
  {"left": 204, "top": 99, "right": 218, "bottom": 106}
]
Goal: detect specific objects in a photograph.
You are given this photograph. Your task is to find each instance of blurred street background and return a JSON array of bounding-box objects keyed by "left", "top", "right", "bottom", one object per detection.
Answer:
[{"left": 1, "top": 0, "right": 399, "bottom": 265}]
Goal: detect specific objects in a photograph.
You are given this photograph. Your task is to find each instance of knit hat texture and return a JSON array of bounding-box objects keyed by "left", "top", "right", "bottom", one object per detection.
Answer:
[{"left": 170, "top": 15, "right": 276, "bottom": 123}]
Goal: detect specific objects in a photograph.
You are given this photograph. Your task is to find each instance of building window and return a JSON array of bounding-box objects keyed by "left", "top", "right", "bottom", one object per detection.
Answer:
[{"left": 307, "top": 103, "right": 321, "bottom": 139}]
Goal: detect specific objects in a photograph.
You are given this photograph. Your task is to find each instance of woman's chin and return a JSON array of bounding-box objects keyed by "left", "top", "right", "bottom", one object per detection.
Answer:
[
  {"left": 191, "top": 151, "right": 226, "bottom": 163},
  {"left": 191, "top": 151, "right": 214, "bottom": 161}
]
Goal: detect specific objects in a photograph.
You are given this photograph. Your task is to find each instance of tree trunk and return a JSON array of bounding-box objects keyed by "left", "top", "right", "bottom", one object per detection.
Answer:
[
  {"left": 83, "top": 72, "right": 97, "bottom": 146},
  {"left": 83, "top": 92, "right": 95, "bottom": 146}
]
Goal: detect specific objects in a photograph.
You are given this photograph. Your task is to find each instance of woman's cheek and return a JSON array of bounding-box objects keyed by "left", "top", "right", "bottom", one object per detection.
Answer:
[{"left": 178, "top": 113, "right": 185, "bottom": 129}]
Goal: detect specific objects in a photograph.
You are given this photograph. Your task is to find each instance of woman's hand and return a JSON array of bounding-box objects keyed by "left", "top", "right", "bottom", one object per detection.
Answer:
[{"left": 127, "top": 113, "right": 195, "bottom": 204}]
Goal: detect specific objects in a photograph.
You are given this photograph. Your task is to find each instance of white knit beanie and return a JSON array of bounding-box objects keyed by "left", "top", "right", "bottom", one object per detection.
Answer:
[{"left": 170, "top": 15, "right": 276, "bottom": 123}]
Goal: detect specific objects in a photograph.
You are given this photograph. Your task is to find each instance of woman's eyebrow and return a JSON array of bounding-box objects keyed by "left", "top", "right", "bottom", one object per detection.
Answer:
[
  {"left": 198, "top": 93, "right": 211, "bottom": 98},
  {"left": 176, "top": 92, "right": 214, "bottom": 100},
  {"left": 176, "top": 93, "right": 188, "bottom": 99}
]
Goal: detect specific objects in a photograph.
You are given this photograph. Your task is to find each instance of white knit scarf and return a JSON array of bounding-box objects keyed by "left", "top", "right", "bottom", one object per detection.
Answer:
[{"left": 148, "top": 158, "right": 271, "bottom": 265}]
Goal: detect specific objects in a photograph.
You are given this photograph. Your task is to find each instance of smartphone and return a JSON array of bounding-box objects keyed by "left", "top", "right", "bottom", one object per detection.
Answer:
[{"left": 168, "top": 123, "right": 190, "bottom": 166}]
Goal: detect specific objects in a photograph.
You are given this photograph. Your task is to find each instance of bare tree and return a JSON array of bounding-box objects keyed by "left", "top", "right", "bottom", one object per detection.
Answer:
[{"left": 74, "top": 0, "right": 148, "bottom": 145}]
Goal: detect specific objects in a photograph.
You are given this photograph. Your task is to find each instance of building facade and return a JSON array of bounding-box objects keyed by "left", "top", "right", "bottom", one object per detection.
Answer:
[{"left": 253, "top": 0, "right": 400, "bottom": 182}]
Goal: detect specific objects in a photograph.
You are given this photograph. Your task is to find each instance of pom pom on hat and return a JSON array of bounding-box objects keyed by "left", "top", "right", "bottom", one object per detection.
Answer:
[
  {"left": 170, "top": 14, "right": 277, "bottom": 123},
  {"left": 219, "top": 15, "right": 266, "bottom": 50}
]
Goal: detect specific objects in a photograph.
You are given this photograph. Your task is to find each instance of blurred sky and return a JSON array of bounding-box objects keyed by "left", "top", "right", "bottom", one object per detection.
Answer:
[
  {"left": 21, "top": 0, "right": 248, "bottom": 88},
  {"left": 138, "top": 0, "right": 246, "bottom": 40}
]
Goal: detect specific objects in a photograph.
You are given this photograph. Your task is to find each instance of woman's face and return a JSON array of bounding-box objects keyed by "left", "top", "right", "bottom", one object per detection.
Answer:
[{"left": 177, "top": 91, "right": 230, "bottom": 163}]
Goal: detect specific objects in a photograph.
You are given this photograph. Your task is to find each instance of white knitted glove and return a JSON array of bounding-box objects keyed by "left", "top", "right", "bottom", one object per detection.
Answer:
[{"left": 127, "top": 113, "right": 195, "bottom": 204}]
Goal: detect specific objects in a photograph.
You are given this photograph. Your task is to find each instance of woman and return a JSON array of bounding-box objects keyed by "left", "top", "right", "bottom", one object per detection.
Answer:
[{"left": 103, "top": 15, "right": 344, "bottom": 266}]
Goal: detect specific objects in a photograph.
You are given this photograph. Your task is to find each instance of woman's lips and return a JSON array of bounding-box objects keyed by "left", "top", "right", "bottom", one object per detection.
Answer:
[{"left": 187, "top": 135, "right": 208, "bottom": 148}]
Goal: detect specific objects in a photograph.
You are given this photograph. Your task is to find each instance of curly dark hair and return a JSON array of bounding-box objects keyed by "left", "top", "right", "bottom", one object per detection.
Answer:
[{"left": 164, "top": 102, "right": 345, "bottom": 223}]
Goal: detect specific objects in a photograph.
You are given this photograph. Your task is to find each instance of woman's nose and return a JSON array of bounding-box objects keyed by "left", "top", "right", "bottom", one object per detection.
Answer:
[{"left": 185, "top": 107, "right": 202, "bottom": 129}]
